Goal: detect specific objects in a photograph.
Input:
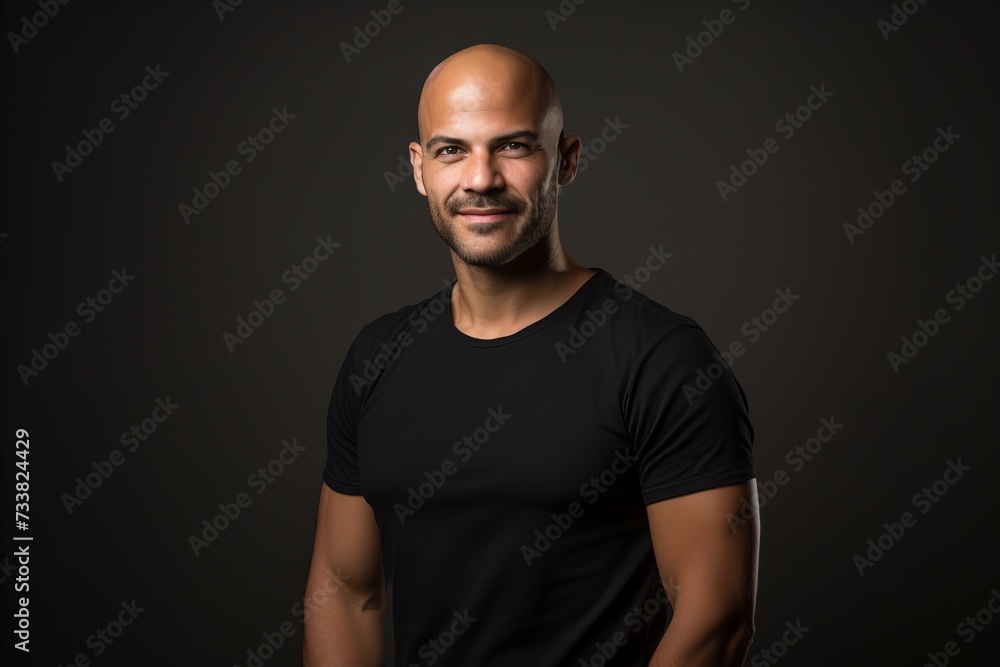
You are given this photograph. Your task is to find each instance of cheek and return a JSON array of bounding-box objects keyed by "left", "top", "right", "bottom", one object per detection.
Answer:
[
  {"left": 423, "top": 168, "right": 459, "bottom": 200},
  {"left": 510, "top": 161, "right": 553, "bottom": 193}
]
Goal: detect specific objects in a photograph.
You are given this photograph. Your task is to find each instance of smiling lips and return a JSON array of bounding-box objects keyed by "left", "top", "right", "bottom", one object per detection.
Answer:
[{"left": 457, "top": 208, "right": 513, "bottom": 222}]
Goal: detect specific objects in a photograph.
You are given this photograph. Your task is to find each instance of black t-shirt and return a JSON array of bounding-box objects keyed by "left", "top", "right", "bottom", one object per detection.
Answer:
[{"left": 324, "top": 268, "right": 755, "bottom": 666}]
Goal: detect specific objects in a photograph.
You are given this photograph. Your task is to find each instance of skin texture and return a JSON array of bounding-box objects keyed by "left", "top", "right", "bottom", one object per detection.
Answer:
[
  {"left": 303, "top": 486, "right": 384, "bottom": 667},
  {"left": 646, "top": 482, "right": 759, "bottom": 666},
  {"left": 303, "top": 44, "right": 759, "bottom": 666}
]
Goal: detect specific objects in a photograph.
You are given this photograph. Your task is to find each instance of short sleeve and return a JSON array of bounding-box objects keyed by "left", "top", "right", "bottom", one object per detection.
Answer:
[
  {"left": 624, "top": 322, "right": 755, "bottom": 505},
  {"left": 323, "top": 337, "right": 364, "bottom": 495}
]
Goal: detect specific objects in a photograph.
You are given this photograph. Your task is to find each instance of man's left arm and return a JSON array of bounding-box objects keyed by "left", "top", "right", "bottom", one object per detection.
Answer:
[{"left": 645, "top": 480, "right": 759, "bottom": 667}]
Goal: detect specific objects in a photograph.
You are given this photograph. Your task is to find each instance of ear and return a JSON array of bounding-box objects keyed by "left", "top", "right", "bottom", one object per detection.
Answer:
[
  {"left": 409, "top": 141, "right": 426, "bottom": 196},
  {"left": 556, "top": 133, "right": 583, "bottom": 186}
]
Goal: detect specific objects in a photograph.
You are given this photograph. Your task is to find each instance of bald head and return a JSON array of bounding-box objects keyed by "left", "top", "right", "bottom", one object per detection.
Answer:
[
  {"left": 416, "top": 44, "right": 563, "bottom": 148},
  {"left": 408, "top": 45, "right": 582, "bottom": 268}
]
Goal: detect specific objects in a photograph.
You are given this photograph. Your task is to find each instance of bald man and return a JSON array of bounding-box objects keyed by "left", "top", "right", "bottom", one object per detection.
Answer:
[{"left": 304, "top": 44, "right": 759, "bottom": 667}]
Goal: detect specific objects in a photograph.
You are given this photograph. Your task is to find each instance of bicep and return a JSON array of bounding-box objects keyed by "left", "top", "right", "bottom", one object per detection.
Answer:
[
  {"left": 306, "top": 483, "right": 385, "bottom": 610},
  {"left": 646, "top": 480, "right": 759, "bottom": 615}
]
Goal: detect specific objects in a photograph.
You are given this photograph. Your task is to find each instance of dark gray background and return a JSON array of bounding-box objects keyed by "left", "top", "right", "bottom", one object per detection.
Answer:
[{"left": 2, "top": 1, "right": 998, "bottom": 665}]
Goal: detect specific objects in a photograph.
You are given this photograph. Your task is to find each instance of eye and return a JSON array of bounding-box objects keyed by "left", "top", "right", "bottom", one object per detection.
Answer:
[
  {"left": 435, "top": 145, "right": 465, "bottom": 162},
  {"left": 502, "top": 142, "right": 526, "bottom": 151}
]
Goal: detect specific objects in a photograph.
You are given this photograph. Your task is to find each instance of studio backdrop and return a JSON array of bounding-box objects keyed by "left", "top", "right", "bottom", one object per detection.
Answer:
[{"left": 1, "top": 1, "right": 998, "bottom": 665}]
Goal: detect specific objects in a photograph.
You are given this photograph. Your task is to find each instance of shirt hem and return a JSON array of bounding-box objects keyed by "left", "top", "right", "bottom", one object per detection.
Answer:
[
  {"left": 642, "top": 468, "right": 757, "bottom": 506},
  {"left": 323, "top": 476, "right": 363, "bottom": 496}
]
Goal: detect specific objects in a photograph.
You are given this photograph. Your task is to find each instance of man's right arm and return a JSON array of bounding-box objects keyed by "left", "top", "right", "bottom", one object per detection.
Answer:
[{"left": 303, "top": 483, "right": 385, "bottom": 667}]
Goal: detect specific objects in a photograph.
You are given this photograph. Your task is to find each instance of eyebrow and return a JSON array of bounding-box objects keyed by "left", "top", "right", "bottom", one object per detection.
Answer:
[{"left": 425, "top": 129, "right": 540, "bottom": 149}]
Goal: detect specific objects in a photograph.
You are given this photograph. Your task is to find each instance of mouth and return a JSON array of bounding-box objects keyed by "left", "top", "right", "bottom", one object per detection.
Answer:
[{"left": 456, "top": 208, "right": 513, "bottom": 223}]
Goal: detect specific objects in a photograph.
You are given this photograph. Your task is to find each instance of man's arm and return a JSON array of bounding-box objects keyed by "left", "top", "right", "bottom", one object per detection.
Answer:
[
  {"left": 646, "top": 480, "right": 759, "bottom": 667},
  {"left": 303, "top": 484, "right": 385, "bottom": 667}
]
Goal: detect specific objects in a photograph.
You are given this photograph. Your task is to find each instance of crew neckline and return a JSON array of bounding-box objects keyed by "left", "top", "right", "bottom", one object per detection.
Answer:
[{"left": 441, "top": 267, "right": 610, "bottom": 348}]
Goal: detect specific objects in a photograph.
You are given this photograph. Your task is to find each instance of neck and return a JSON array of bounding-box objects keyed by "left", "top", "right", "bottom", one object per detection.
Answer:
[{"left": 449, "top": 230, "right": 593, "bottom": 339}]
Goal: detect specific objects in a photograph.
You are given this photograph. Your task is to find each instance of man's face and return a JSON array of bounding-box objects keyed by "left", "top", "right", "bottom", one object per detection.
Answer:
[{"left": 411, "top": 74, "right": 565, "bottom": 267}]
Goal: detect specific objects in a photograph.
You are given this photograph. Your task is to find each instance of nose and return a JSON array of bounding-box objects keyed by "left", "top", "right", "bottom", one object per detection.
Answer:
[{"left": 459, "top": 148, "right": 505, "bottom": 193}]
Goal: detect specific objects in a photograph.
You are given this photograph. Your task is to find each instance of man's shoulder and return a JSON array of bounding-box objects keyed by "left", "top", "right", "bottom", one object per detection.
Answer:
[
  {"left": 349, "top": 279, "right": 455, "bottom": 351},
  {"left": 588, "top": 270, "right": 706, "bottom": 343}
]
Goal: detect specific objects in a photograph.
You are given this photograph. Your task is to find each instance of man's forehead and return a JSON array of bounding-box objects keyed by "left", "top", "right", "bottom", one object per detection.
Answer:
[
  {"left": 442, "top": 76, "right": 535, "bottom": 111},
  {"left": 424, "top": 87, "right": 542, "bottom": 135},
  {"left": 422, "top": 76, "right": 544, "bottom": 133}
]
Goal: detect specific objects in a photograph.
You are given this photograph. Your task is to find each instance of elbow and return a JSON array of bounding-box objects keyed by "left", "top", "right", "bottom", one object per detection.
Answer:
[{"left": 724, "top": 611, "right": 755, "bottom": 665}]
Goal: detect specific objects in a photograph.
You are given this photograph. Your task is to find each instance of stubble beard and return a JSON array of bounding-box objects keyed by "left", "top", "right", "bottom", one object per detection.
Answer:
[{"left": 427, "top": 163, "right": 559, "bottom": 267}]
